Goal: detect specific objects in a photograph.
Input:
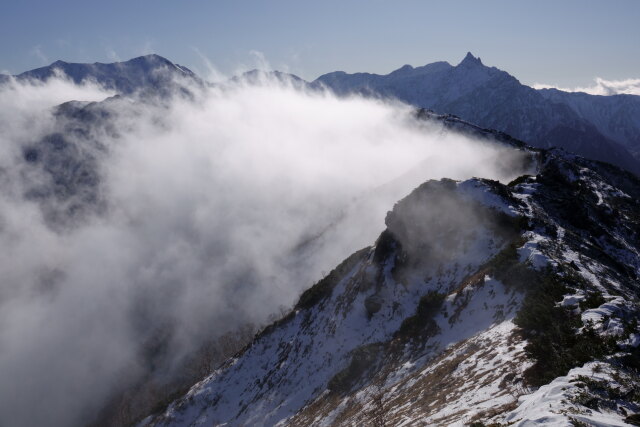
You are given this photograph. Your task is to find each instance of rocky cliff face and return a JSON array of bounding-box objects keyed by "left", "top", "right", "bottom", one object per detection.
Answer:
[{"left": 141, "top": 128, "right": 640, "bottom": 426}]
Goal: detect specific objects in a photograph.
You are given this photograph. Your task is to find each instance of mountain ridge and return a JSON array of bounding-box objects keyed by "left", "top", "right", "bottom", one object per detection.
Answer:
[
  {"left": 140, "top": 127, "right": 640, "bottom": 425},
  {"left": 4, "top": 53, "right": 639, "bottom": 175},
  {"left": 4, "top": 54, "right": 202, "bottom": 95},
  {"left": 314, "top": 52, "right": 640, "bottom": 175}
]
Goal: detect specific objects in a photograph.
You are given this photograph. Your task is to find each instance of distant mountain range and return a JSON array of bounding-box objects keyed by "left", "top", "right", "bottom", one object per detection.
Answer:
[
  {"left": 0, "top": 54, "right": 201, "bottom": 95},
  {"left": 313, "top": 52, "right": 640, "bottom": 175},
  {"left": 3, "top": 52, "right": 639, "bottom": 175}
]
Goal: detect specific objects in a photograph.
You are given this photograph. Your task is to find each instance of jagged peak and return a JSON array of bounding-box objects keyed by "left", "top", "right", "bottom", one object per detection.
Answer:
[{"left": 458, "top": 51, "right": 483, "bottom": 67}]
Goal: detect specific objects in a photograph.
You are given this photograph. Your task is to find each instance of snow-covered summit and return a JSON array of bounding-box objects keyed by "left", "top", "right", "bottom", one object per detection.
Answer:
[{"left": 458, "top": 51, "right": 483, "bottom": 67}]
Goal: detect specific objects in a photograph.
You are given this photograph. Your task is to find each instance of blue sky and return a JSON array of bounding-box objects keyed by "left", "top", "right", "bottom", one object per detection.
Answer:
[{"left": 1, "top": 0, "right": 638, "bottom": 86}]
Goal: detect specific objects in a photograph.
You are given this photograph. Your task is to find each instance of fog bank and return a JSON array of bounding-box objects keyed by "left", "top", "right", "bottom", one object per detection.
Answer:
[{"left": 0, "top": 74, "right": 530, "bottom": 426}]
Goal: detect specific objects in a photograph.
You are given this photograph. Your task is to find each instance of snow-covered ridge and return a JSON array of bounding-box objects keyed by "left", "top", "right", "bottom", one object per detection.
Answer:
[
  {"left": 141, "top": 178, "right": 527, "bottom": 426},
  {"left": 142, "top": 144, "right": 640, "bottom": 426},
  {"left": 504, "top": 362, "right": 638, "bottom": 426}
]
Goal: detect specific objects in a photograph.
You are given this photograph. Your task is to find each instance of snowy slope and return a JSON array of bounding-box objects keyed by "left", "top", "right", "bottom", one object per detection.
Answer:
[
  {"left": 504, "top": 362, "right": 637, "bottom": 427},
  {"left": 141, "top": 124, "right": 640, "bottom": 426},
  {"left": 142, "top": 176, "right": 527, "bottom": 426}
]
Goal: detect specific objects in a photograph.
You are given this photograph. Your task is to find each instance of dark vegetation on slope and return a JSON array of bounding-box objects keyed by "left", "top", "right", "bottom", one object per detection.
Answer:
[
  {"left": 394, "top": 291, "right": 446, "bottom": 340},
  {"left": 453, "top": 202, "right": 617, "bottom": 388},
  {"left": 472, "top": 236, "right": 629, "bottom": 391},
  {"left": 328, "top": 343, "right": 386, "bottom": 395},
  {"left": 479, "top": 215, "right": 622, "bottom": 389},
  {"left": 569, "top": 369, "right": 640, "bottom": 422},
  {"left": 493, "top": 154, "right": 640, "bottom": 389},
  {"left": 22, "top": 130, "right": 104, "bottom": 229},
  {"left": 535, "top": 153, "right": 640, "bottom": 293},
  {"left": 514, "top": 268, "right": 618, "bottom": 387}
]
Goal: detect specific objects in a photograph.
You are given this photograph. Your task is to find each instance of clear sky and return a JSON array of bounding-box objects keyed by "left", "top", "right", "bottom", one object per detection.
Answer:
[{"left": 1, "top": 0, "right": 638, "bottom": 86}]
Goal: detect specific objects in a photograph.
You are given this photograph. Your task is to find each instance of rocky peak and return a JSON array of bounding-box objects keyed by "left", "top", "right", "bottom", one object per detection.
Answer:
[{"left": 458, "top": 51, "right": 483, "bottom": 67}]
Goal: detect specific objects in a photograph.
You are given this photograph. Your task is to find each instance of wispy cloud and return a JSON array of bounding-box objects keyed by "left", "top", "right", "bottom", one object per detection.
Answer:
[
  {"left": 190, "top": 46, "right": 226, "bottom": 83},
  {"left": 105, "top": 47, "right": 121, "bottom": 62},
  {"left": 533, "top": 77, "right": 640, "bottom": 95},
  {"left": 30, "top": 45, "right": 50, "bottom": 65},
  {"left": 139, "top": 39, "right": 155, "bottom": 55}
]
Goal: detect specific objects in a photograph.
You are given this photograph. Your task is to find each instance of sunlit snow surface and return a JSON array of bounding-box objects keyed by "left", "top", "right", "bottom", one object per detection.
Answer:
[{"left": 505, "top": 363, "right": 632, "bottom": 427}]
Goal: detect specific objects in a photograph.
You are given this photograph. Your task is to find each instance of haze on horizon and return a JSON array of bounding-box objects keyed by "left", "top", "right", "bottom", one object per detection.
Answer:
[{"left": 1, "top": 0, "right": 639, "bottom": 90}]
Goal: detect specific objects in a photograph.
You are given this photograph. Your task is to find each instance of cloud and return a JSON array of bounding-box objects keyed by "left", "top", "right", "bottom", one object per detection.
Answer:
[
  {"left": 30, "top": 45, "right": 50, "bottom": 65},
  {"left": 248, "top": 50, "right": 271, "bottom": 70},
  {"left": 106, "top": 47, "right": 121, "bottom": 62},
  {"left": 0, "top": 75, "right": 114, "bottom": 162},
  {"left": 0, "top": 74, "right": 531, "bottom": 426},
  {"left": 533, "top": 77, "right": 640, "bottom": 95},
  {"left": 140, "top": 39, "right": 155, "bottom": 56},
  {"left": 190, "top": 46, "right": 226, "bottom": 83}
]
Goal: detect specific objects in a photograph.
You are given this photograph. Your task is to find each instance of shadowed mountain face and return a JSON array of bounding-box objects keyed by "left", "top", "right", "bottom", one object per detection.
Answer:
[
  {"left": 9, "top": 54, "right": 202, "bottom": 95},
  {"left": 538, "top": 88, "right": 640, "bottom": 159},
  {"left": 314, "top": 52, "right": 640, "bottom": 175}
]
